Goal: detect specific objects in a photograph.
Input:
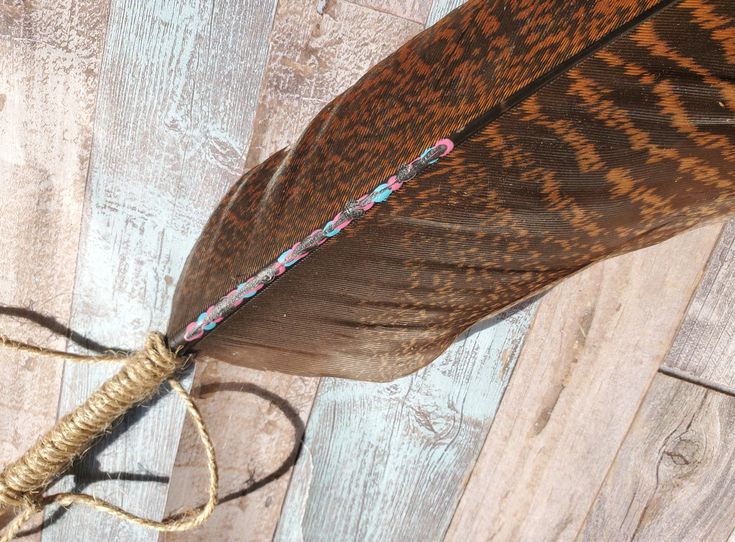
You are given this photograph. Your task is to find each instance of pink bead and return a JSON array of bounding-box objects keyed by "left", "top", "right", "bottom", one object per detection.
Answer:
[
  {"left": 357, "top": 195, "right": 375, "bottom": 211},
  {"left": 386, "top": 175, "right": 402, "bottom": 191},
  {"left": 184, "top": 322, "right": 204, "bottom": 342},
  {"left": 435, "top": 138, "right": 454, "bottom": 156}
]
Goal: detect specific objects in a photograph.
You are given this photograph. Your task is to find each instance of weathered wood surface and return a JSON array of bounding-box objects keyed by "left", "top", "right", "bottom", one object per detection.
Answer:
[
  {"left": 164, "top": 1, "right": 423, "bottom": 540},
  {"left": 663, "top": 221, "right": 735, "bottom": 391},
  {"left": 274, "top": 303, "right": 536, "bottom": 542},
  {"left": 42, "top": 1, "right": 277, "bottom": 540},
  {"left": 244, "top": 0, "right": 424, "bottom": 169},
  {"left": 163, "top": 360, "right": 318, "bottom": 542},
  {"left": 579, "top": 373, "right": 735, "bottom": 541},
  {"left": 445, "top": 224, "right": 722, "bottom": 542},
  {"left": 575, "top": 223, "right": 735, "bottom": 541},
  {"left": 0, "top": 1, "right": 110, "bottom": 539},
  {"left": 426, "top": 0, "right": 465, "bottom": 23},
  {"left": 4, "top": 1, "right": 733, "bottom": 541}
]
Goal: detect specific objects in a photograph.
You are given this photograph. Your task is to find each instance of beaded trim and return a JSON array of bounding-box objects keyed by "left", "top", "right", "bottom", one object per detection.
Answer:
[{"left": 174, "top": 138, "right": 454, "bottom": 347}]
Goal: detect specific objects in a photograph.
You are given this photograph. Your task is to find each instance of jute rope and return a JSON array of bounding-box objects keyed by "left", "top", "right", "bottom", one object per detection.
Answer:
[{"left": 0, "top": 332, "right": 218, "bottom": 541}]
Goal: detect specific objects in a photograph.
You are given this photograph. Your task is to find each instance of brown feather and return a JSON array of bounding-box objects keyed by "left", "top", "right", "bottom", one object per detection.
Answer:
[{"left": 168, "top": 0, "right": 735, "bottom": 381}]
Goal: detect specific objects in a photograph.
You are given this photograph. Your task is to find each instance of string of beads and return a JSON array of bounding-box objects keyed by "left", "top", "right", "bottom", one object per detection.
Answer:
[{"left": 176, "top": 138, "right": 454, "bottom": 346}]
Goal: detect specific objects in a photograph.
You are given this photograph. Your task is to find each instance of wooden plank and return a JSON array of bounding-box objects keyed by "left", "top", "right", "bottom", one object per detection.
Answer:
[
  {"left": 41, "top": 1, "right": 277, "bottom": 540},
  {"left": 579, "top": 221, "right": 735, "bottom": 540},
  {"left": 663, "top": 221, "right": 735, "bottom": 390},
  {"left": 0, "top": 2, "right": 110, "bottom": 539},
  {"left": 245, "top": 0, "right": 425, "bottom": 169},
  {"left": 579, "top": 373, "right": 735, "bottom": 541},
  {"left": 445, "top": 224, "right": 722, "bottom": 542},
  {"left": 162, "top": 361, "right": 319, "bottom": 542},
  {"left": 162, "top": 2, "right": 424, "bottom": 541},
  {"left": 426, "top": 0, "right": 465, "bottom": 23},
  {"left": 274, "top": 302, "right": 536, "bottom": 542}
]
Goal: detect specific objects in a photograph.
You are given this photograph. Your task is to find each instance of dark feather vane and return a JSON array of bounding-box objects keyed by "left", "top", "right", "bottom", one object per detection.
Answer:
[{"left": 168, "top": 0, "right": 735, "bottom": 381}]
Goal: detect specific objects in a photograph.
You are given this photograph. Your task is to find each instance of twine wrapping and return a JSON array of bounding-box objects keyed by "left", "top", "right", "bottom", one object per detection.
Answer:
[{"left": 0, "top": 332, "right": 218, "bottom": 541}]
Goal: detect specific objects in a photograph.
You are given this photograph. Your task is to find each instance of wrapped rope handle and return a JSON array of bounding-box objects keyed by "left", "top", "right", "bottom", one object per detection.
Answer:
[{"left": 0, "top": 332, "right": 218, "bottom": 541}]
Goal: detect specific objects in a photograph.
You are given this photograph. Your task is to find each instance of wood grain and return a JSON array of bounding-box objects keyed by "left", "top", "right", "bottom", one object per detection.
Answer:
[
  {"left": 274, "top": 302, "right": 536, "bottom": 542},
  {"left": 163, "top": 361, "right": 318, "bottom": 542},
  {"left": 445, "top": 224, "right": 722, "bottom": 542},
  {"left": 579, "top": 373, "right": 735, "bottom": 541},
  {"left": 426, "top": 0, "right": 464, "bottom": 23},
  {"left": 164, "top": 1, "right": 423, "bottom": 540},
  {"left": 0, "top": 1, "right": 110, "bottom": 538},
  {"left": 663, "top": 221, "right": 735, "bottom": 391},
  {"left": 41, "top": 1, "right": 277, "bottom": 540}
]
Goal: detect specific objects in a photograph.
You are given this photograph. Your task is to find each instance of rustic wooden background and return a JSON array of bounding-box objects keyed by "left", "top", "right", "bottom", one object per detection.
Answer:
[{"left": 2, "top": 0, "right": 735, "bottom": 540}]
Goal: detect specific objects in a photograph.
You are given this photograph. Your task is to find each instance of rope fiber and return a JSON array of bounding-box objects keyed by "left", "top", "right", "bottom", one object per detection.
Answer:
[{"left": 0, "top": 332, "right": 218, "bottom": 541}]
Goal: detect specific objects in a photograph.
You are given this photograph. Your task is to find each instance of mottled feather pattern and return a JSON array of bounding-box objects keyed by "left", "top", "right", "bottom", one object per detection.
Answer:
[{"left": 169, "top": 0, "right": 735, "bottom": 381}]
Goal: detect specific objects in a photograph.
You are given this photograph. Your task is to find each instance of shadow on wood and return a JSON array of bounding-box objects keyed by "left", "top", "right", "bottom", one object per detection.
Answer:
[{"left": 0, "top": 306, "right": 305, "bottom": 539}]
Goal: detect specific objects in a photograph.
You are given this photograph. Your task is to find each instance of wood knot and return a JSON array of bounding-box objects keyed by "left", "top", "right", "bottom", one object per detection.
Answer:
[{"left": 661, "top": 430, "right": 704, "bottom": 473}]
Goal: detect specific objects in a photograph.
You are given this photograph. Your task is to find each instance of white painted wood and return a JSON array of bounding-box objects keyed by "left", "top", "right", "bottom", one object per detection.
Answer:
[
  {"left": 426, "top": 0, "right": 465, "bottom": 24},
  {"left": 42, "top": 1, "right": 277, "bottom": 540},
  {"left": 274, "top": 302, "right": 537, "bottom": 542}
]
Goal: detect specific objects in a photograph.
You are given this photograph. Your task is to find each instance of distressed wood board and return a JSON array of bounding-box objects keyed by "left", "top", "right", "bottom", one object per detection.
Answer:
[
  {"left": 426, "top": 0, "right": 465, "bottom": 23},
  {"left": 40, "top": 1, "right": 278, "bottom": 541},
  {"left": 663, "top": 221, "right": 735, "bottom": 391},
  {"left": 576, "top": 221, "right": 735, "bottom": 541},
  {"left": 244, "top": 0, "right": 424, "bottom": 169},
  {"left": 274, "top": 301, "right": 536, "bottom": 542},
  {"left": 164, "top": 1, "right": 424, "bottom": 540},
  {"left": 579, "top": 373, "right": 735, "bottom": 541},
  {"left": 0, "top": 1, "right": 110, "bottom": 538},
  {"left": 445, "top": 224, "right": 722, "bottom": 542}
]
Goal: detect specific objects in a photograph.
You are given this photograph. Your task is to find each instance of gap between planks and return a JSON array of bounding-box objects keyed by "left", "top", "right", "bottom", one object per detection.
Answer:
[
  {"left": 341, "top": 0, "right": 431, "bottom": 24},
  {"left": 570, "top": 220, "right": 735, "bottom": 536},
  {"left": 577, "top": 372, "right": 735, "bottom": 540},
  {"left": 652, "top": 218, "right": 735, "bottom": 399},
  {"left": 658, "top": 365, "right": 735, "bottom": 398}
]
